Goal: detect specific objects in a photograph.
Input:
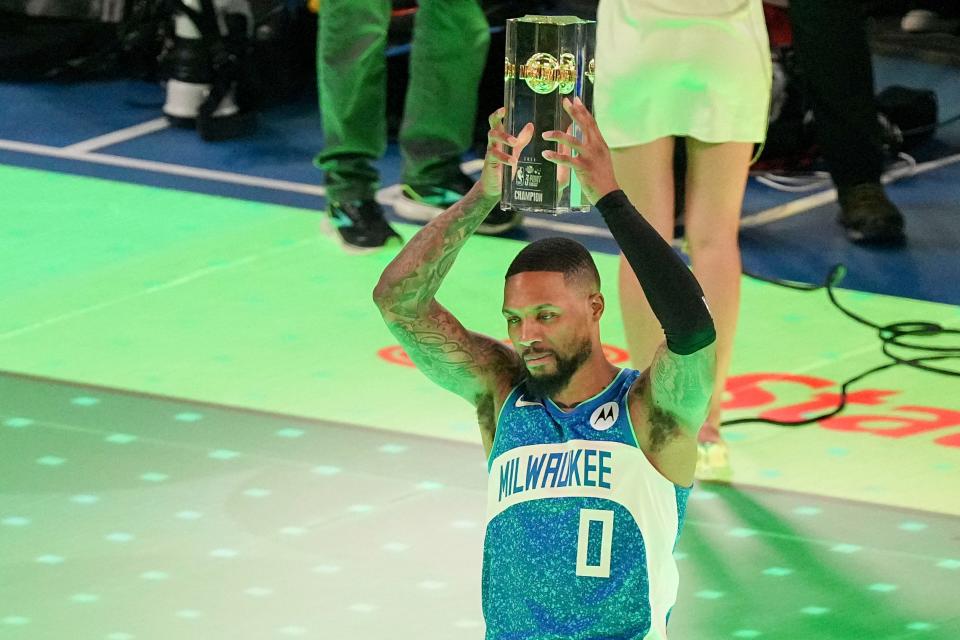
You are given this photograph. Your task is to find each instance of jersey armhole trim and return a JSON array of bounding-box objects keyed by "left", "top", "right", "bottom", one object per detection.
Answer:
[
  {"left": 487, "top": 382, "right": 523, "bottom": 469},
  {"left": 624, "top": 375, "right": 643, "bottom": 451}
]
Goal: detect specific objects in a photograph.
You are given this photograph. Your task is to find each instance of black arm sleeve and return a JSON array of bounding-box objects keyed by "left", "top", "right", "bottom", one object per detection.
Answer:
[{"left": 596, "top": 189, "right": 716, "bottom": 355}]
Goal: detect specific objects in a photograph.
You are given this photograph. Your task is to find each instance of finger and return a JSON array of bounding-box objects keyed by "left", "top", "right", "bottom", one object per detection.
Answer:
[
  {"left": 510, "top": 123, "right": 535, "bottom": 160},
  {"left": 563, "top": 97, "right": 600, "bottom": 140},
  {"left": 488, "top": 129, "right": 519, "bottom": 148},
  {"left": 488, "top": 146, "right": 514, "bottom": 165},
  {"left": 516, "top": 122, "right": 535, "bottom": 144},
  {"left": 541, "top": 129, "right": 583, "bottom": 153},
  {"left": 561, "top": 97, "right": 578, "bottom": 119},
  {"left": 488, "top": 107, "right": 507, "bottom": 129},
  {"left": 572, "top": 96, "right": 595, "bottom": 121},
  {"left": 541, "top": 149, "right": 583, "bottom": 169},
  {"left": 571, "top": 97, "right": 606, "bottom": 144},
  {"left": 560, "top": 97, "right": 586, "bottom": 134}
]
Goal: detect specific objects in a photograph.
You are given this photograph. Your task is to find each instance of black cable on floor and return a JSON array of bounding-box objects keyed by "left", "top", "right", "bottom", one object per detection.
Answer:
[{"left": 722, "top": 264, "right": 960, "bottom": 427}]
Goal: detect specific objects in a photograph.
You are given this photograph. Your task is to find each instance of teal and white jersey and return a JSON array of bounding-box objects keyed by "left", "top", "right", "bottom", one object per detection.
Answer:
[{"left": 483, "top": 368, "right": 691, "bottom": 640}]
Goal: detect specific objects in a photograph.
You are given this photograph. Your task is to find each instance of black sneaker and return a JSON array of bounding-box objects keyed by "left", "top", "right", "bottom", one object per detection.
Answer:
[
  {"left": 324, "top": 199, "right": 402, "bottom": 254},
  {"left": 395, "top": 172, "right": 523, "bottom": 236},
  {"left": 837, "top": 183, "right": 906, "bottom": 246}
]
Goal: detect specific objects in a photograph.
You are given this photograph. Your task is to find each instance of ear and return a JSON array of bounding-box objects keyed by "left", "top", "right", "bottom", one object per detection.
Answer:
[{"left": 589, "top": 292, "right": 605, "bottom": 320}]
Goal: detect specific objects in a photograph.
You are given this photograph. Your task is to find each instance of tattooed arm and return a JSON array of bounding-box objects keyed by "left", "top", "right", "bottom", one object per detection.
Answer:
[
  {"left": 645, "top": 341, "right": 715, "bottom": 437},
  {"left": 373, "top": 183, "right": 521, "bottom": 405},
  {"left": 372, "top": 110, "right": 533, "bottom": 416},
  {"left": 543, "top": 98, "right": 715, "bottom": 441}
]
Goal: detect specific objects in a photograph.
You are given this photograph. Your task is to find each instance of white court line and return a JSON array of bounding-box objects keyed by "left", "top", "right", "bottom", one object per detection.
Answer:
[
  {"left": 741, "top": 150, "right": 960, "bottom": 229},
  {"left": 521, "top": 215, "right": 612, "bottom": 238},
  {"left": 376, "top": 183, "right": 613, "bottom": 238},
  {"left": 740, "top": 188, "right": 839, "bottom": 229},
  {"left": 62, "top": 117, "right": 170, "bottom": 153},
  {"left": 461, "top": 159, "right": 611, "bottom": 238},
  {"left": 0, "top": 138, "right": 327, "bottom": 196},
  {"left": 0, "top": 239, "right": 314, "bottom": 342},
  {"left": 2, "top": 138, "right": 959, "bottom": 233},
  {"left": 913, "top": 151, "right": 960, "bottom": 173}
]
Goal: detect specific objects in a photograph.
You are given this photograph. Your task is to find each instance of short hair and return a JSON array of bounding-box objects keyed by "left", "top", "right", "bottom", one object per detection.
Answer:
[{"left": 505, "top": 237, "right": 601, "bottom": 290}]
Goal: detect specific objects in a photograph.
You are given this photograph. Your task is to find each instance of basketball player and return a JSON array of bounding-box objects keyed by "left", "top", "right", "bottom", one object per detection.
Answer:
[{"left": 373, "top": 98, "right": 716, "bottom": 639}]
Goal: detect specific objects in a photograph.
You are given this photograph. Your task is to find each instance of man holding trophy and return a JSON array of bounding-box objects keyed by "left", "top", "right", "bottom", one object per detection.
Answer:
[{"left": 373, "top": 17, "right": 716, "bottom": 638}]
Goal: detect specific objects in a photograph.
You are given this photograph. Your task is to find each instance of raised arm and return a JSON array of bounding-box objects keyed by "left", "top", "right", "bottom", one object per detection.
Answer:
[
  {"left": 372, "top": 110, "right": 533, "bottom": 408},
  {"left": 594, "top": 189, "right": 716, "bottom": 433},
  {"left": 372, "top": 184, "right": 517, "bottom": 405},
  {"left": 543, "top": 98, "right": 716, "bottom": 436}
]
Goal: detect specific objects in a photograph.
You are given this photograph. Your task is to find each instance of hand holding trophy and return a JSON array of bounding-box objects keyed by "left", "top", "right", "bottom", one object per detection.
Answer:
[
  {"left": 542, "top": 97, "right": 620, "bottom": 205},
  {"left": 479, "top": 107, "right": 534, "bottom": 198}
]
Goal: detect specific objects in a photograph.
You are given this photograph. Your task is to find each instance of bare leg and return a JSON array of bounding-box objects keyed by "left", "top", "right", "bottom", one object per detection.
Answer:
[
  {"left": 610, "top": 137, "right": 676, "bottom": 371},
  {"left": 682, "top": 138, "right": 753, "bottom": 447}
]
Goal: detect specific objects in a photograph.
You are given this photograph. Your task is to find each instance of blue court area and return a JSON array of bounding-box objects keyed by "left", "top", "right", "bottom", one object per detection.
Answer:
[
  {"left": 1, "top": 55, "right": 959, "bottom": 300},
  {"left": 1, "top": 49, "right": 959, "bottom": 640}
]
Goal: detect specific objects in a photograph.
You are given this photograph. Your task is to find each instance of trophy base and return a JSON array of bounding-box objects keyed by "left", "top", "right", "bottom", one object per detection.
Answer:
[{"left": 502, "top": 203, "right": 592, "bottom": 216}]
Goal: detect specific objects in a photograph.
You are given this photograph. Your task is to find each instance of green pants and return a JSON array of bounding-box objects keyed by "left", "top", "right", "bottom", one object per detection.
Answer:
[{"left": 316, "top": 0, "right": 490, "bottom": 202}]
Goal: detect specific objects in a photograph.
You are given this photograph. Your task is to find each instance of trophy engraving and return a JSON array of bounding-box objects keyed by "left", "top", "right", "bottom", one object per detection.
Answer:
[{"left": 502, "top": 15, "right": 596, "bottom": 215}]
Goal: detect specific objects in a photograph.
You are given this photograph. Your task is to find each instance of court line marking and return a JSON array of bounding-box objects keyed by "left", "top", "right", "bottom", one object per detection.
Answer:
[
  {"left": 1, "top": 139, "right": 954, "bottom": 364},
  {"left": 0, "top": 138, "right": 328, "bottom": 196},
  {"left": 2, "top": 137, "right": 958, "bottom": 236},
  {"left": 740, "top": 151, "right": 960, "bottom": 228},
  {"left": 376, "top": 182, "right": 613, "bottom": 238},
  {"left": 61, "top": 117, "right": 170, "bottom": 153},
  {"left": 1, "top": 140, "right": 953, "bottom": 360},
  {"left": 1, "top": 137, "right": 957, "bottom": 547},
  {"left": 0, "top": 238, "right": 315, "bottom": 342}
]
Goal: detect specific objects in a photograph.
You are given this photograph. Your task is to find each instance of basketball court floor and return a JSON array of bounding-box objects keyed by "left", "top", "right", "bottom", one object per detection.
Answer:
[{"left": 0, "top": 51, "right": 958, "bottom": 639}]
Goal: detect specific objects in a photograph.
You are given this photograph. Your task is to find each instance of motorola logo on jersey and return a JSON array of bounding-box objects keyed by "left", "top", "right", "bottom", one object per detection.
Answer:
[{"left": 590, "top": 402, "right": 619, "bottom": 431}]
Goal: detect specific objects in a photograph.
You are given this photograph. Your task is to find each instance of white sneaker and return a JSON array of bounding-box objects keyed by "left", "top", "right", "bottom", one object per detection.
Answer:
[
  {"left": 901, "top": 9, "right": 960, "bottom": 34},
  {"left": 696, "top": 440, "right": 732, "bottom": 483}
]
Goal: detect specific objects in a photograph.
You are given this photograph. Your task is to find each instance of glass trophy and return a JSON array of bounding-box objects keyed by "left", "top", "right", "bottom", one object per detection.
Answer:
[{"left": 502, "top": 15, "right": 596, "bottom": 215}]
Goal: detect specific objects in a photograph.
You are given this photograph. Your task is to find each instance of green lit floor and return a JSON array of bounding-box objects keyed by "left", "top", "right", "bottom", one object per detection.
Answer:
[{"left": 2, "top": 165, "right": 959, "bottom": 639}]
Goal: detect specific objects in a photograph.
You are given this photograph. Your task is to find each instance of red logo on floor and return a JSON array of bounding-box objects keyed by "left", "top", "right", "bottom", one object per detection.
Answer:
[
  {"left": 724, "top": 372, "right": 960, "bottom": 449},
  {"left": 377, "top": 348, "right": 960, "bottom": 448},
  {"left": 378, "top": 343, "right": 630, "bottom": 368}
]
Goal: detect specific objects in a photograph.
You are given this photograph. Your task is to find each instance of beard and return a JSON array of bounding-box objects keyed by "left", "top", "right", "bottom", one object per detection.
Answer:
[{"left": 524, "top": 337, "right": 593, "bottom": 399}]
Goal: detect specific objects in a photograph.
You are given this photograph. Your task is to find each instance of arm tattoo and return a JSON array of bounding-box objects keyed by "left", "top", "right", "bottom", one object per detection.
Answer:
[
  {"left": 649, "top": 342, "right": 715, "bottom": 433},
  {"left": 373, "top": 184, "right": 520, "bottom": 404},
  {"left": 375, "top": 185, "right": 499, "bottom": 319},
  {"left": 387, "top": 307, "right": 486, "bottom": 397},
  {"left": 633, "top": 374, "right": 679, "bottom": 453}
]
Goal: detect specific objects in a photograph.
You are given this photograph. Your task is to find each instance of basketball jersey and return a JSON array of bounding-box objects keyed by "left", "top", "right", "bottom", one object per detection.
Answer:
[{"left": 483, "top": 368, "right": 691, "bottom": 640}]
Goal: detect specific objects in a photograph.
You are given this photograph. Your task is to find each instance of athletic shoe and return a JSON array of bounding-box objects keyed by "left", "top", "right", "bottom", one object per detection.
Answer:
[
  {"left": 695, "top": 424, "right": 732, "bottom": 483},
  {"left": 837, "top": 183, "right": 906, "bottom": 245},
  {"left": 395, "top": 173, "right": 523, "bottom": 235},
  {"left": 901, "top": 9, "right": 960, "bottom": 34},
  {"left": 323, "top": 198, "right": 402, "bottom": 254}
]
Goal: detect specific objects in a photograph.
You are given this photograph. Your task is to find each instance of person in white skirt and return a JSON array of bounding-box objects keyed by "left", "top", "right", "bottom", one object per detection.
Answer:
[{"left": 594, "top": 0, "right": 772, "bottom": 480}]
